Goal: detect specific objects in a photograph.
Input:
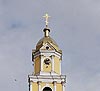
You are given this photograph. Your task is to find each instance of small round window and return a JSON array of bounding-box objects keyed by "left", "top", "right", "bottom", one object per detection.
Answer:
[
  {"left": 46, "top": 46, "right": 49, "bottom": 50},
  {"left": 44, "top": 58, "right": 51, "bottom": 65}
]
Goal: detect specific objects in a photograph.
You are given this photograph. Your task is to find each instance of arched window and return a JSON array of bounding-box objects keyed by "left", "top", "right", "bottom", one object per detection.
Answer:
[{"left": 43, "top": 87, "right": 52, "bottom": 91}]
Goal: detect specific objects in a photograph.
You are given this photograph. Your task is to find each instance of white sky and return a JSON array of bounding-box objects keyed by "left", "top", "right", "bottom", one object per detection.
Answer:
[{"left": 0, "top": 0, "right": 100, "bottom": 91}]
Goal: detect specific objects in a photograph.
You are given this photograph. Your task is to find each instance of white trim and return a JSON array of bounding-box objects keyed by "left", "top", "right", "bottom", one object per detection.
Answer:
[
  {"left": 51, "top": 55, "right": 54, "bottom": 72},
  {"left": 40, "top": 55, "right": 44, "bottom": 71},
  {"left": 40, "top": 52, "right": 61, "bottom": 59},
  {"left": 39, "top": 71, "right": 58, "bottom": 75},
  {"left": 53, "top": 81, "right": 56, "bottom": 91},
  {"left": 29, "top": 75, "right": 66, "bottom": 79},
  {"left": 34, "top": 51, "right": 40, "bottom": 57},
  {"left": 30, "top": 79, "right": 65, "bottom": 83},
  {"left": 34, "top": 60, "right": 35, "bottom": 75},
  {"left": 59, "top": 59, "right": 61, "bottom": 75},
  {"left": 29, "top": 75, "right": 66, "bottom": 83},
  {"left": 34, "top": 51, "right": 61, "bottom": 59},
  {"left": 62, "top": 82, "right": 65, "bottom": 91},
  {"left": 38, "top": 81, "right": 41, "bottom": 91},
  {"left": 30, "top": 82, "right": 32, "bottom": 91}
]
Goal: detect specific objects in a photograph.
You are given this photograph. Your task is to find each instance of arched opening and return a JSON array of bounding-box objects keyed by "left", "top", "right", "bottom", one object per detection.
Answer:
[{"left": 43, "top": 87, "right": 52, "bottom": 91}]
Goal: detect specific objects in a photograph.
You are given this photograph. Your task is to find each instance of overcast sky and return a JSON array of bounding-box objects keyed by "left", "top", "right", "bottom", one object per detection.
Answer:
[{"left": 0, "top": 0, "right": 100, "bottom": 91}]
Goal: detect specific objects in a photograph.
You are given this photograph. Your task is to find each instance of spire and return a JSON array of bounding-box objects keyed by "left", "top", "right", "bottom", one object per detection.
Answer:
[{"left": 43, "top": 13, "right": 50, "bottom": 37}]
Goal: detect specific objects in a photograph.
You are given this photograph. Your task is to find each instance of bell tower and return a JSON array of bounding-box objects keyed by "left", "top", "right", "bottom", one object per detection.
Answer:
[{"left": 28, "top": 14, "right": 66, "bottom": 91}]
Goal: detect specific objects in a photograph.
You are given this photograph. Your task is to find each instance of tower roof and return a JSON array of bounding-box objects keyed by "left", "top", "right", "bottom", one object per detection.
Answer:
[
  {"left": 35, "top": 14, "right": 62, "bottom": 54},
  {"left": 36, "top": 28, "right": 62, "bottom": 54}
]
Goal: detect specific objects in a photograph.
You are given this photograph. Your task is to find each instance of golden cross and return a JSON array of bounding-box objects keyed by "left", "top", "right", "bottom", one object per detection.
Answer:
[{"left": 43, "top": 13, "right": 50, "bottom": 28}]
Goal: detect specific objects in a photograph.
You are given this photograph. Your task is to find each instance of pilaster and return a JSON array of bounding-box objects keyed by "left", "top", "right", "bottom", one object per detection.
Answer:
[
  {"left": 51, "top": 55, "right": 55, "bottom": 72},
  {"left": 40, "top": 55, "right": 44, "bottom": 71},
  {"left": 61, "top": 82, "right": 65, "bottom": 91},
  {"left": 37, "top": 81, "right": 41, "bottom": 91},
  {"left": 53, "top": 81, "right": 57, "bottom": 91}
]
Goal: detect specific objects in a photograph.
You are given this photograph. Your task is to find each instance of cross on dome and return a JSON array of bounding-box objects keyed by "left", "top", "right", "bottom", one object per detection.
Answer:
[{"left": 43, "top": 13, "right": 50, "bottom": 28}]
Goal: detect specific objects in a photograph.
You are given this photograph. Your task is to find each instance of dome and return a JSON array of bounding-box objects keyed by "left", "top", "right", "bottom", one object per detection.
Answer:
[
  {"left": 36, "top": 36, "right": 62, "bottom": 53},
  {"left": 35, "top": 28, "right": 62, "bottom": 54}
]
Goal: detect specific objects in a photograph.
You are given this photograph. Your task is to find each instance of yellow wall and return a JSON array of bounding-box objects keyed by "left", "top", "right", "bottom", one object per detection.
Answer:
[
  {"left": 32, "top": 82, "right": 62, "bottom": 91},
  {"left": 43, "top": 62, "right": 52, "bottom": 72},
  {"left": 41, "top": 82, "right": 53, "bottom": 90},
  {"left": 54, "top": 56, "right": 60, "bottom": 74},
  {"left": 32, "top": 82, "right": 38, "bottom": 91},
  {"left": 32, "top": 82, "right": 54, "bottom": 91},
  {"left": 34, "top": 56, "right": 40, "bottom": 74},
  {"left": 56, "top": 83, "right": 62, "bottom": 91},
  {"left": 34, "top": 53, "right": 61, "bottom": 75}
]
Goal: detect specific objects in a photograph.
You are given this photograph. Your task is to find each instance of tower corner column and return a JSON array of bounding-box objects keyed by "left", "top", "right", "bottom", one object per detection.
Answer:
[
  {"left": 51, "top": 55, "right": 55, "bottom": 72},
  {"left": 29, "top": 80, "right": 33, "bottom": 91},
  {"left": 40, "top": 55, "right": 44, "bottom": 72},
  {"left": 61, "top": 82, "right": 65, "bottom": 91},
  {"left": 53, "top": 81, "right": 57, "bottom": 91},
  {"left": 37, "top": 81, "right": 42, "bottom": 91}
]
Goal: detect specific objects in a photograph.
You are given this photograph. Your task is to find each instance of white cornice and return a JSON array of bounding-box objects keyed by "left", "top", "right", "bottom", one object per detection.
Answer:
[
  {"left": 28, "top": 75, "right": 66, "bottom": 83},
  {"left": 34, "top": 51, "right": 61, "bottom": 59}
]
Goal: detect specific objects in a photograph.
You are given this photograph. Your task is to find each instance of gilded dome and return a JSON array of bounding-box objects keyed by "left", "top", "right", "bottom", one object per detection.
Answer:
[{"left": 36, "top": 28, "right": 62, "bottom": 53}]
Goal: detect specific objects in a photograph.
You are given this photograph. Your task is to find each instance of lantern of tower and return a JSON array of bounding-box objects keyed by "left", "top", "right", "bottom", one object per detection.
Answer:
[{"left": 28, "top": 14, "right": 66, "bottom": 91}]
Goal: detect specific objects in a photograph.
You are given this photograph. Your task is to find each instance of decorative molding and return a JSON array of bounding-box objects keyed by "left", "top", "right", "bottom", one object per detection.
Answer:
[
  {"left": 28, "top": 75, "right": 66, "bottom": 83},
  {"left": 37, "top": 71, "right": 59, "bottom": 75},
  {"left": 34, "top": 50, "right": 61, "bottom": 59}
]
